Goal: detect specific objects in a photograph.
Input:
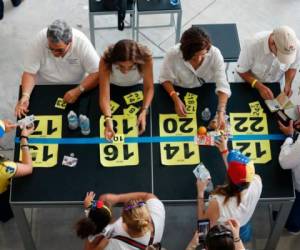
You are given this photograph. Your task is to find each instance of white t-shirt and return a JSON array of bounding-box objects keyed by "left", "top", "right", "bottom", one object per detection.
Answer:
[
  {"left": 110, "top": 64, "right": 142, "bottom": 86},
  {"left": 210, "top": 175, "right": 262, "bottom": 226},
  {"left": 23, "top": 28, "right": 100, "bottom": 84},
  {"left": 236, "top": 31, "right": 300, "bottom": 82},
  {"left": 104, "top": 198, "right": 165, "bottom": 250},
  {"left": 279, "top": 136, "right": 300, "bottom": 192},
  {"left": 159, "top": 44, "right": 231, "bottom": 97}
]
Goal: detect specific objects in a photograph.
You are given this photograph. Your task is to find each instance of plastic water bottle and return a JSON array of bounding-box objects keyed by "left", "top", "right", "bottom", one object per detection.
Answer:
[
  {"left": 79, "top": 115, "right": 91, "bottom": 135},
  {"left": 201, "top": 108, "right": 211, "bottom": 121},
  {"left": 170, "top": 0, "right": 180, "bottom": 6},
  {"left": 67, "top": 111, "right": 78, "bottom": 130}
]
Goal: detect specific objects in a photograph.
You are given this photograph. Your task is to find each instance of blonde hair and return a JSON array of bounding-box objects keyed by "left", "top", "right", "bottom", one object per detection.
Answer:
[{"left": 122, "top": 200, "right": 151, "bottom": 234}]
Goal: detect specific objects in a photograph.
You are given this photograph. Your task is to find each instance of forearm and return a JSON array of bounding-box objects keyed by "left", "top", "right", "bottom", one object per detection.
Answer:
[
  {"left": 20, "top": 138, "right": 32, "bottom": 165},
  {"left": 238, "top": 71, "right": 262, "bottom": 87},
  {"left": 197, "top": 191, "right": 206, "bottom": 219},
  {"left": 116, "top": 192, "right": 154, "bottom": 203},
  {"left": 142, "top": 84, "right": 154, "bottom": 109},
  {"left": 162, "top": 81, "right": 180, "bottom": 103},
  {"left": 80, "top": 72, "right": 99, "bottom": 91},
  {"left": 217, "top": 91, "right": 228, "bottom": 112},
  {"left": 285, "top": 68, "right": 296, "bottom": 88},
  {"left": 21, "top": 72, "right": 36, "bottom": 97}
]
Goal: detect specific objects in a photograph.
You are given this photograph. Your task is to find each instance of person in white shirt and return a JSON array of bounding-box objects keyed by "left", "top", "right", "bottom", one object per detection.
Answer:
[
  {"left": 99, "top": 40, "right": 154, "bottom": 140},
  {"left": 236, "top": 26, "right": 300, "bottom": 100},
  {"left": 159, "top": 26, "right": 231, "bottom": 129},
  {"left": 196, "top": 137, "right": 262, "bottom": 242},
  {"left": 94, "top": 192, "right": 165, "bottom": 250},
  {"left": 15, "top": 19, "right": 100, "bottom": 118},
  {"left": 278, "top": 119, "right": 300, "bottom": 234}
]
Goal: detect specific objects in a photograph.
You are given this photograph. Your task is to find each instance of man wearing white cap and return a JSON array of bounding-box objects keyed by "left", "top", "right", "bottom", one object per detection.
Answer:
[
  {"left": 236, "top": 26, "right": 300, "bottom": 100},
  {"left": 15, "top": 19, "right": 100, "bottom": 118}
]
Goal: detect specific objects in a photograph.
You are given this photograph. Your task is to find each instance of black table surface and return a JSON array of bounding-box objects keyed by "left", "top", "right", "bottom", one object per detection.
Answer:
[
  {"left": 11, "top": 83, "right": 294, "bottom": 204},
  {"left": 137, "top": 0, "right": 182, "bottom": 12},
  {"left": 192, "top": 24, "right": 241, "bottom": 63},
  {"left": 89, "top": 0, "right": 135, "bottom": 12}
]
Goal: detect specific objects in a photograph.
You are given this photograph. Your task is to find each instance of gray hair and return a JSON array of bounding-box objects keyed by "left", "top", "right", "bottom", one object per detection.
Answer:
[{"left": 47, "top": 19, "right": 72, "bottom": 44}]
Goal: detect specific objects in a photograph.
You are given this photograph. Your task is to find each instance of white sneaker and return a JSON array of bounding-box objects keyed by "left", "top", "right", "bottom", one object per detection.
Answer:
[
  {"left": 79, "top": 115, "right": 90, "bottom": 135},
  {"left": 67, "top": 111, "right": 78, "bottom": 130}
]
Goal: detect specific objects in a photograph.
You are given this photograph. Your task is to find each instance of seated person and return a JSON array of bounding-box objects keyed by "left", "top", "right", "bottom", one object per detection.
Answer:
[
  {"left": 236, "top": 25, "right": 300, "bottom": 100},
  {"left": 159, "top": 26, "right": 231, "bottom": 129},
  {"left": 196, "top": 137, "right": 262, "bottom": 242},
  {"left": 99, "top": 40, "right": 154, "bottom": 139},
  {"left": 278, "top": 119, "right": 300, "bottom": 234},
  {"left": 75, "top": 191, "right": 112, "bottom": 250},
  {"left": 15, "top": 19, "right": 100, "bottom": 118},
  {"left": 93, "top": 192, "right": 165, "bottom": 250},
  {"left": 0, "top": 119, "right": 34, "bottom": 222},
  {"left": 186, "top": 218, "right": 246, "bottom": 250}
]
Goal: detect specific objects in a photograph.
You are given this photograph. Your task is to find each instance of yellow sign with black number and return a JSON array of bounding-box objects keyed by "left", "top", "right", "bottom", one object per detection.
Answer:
[
  {"left": 123, "top": 91, "right": 144, "bottom": 105},
  {"left": 123, "top": 105, "right": 140, "bottom": 116},
  {"left": 230, "top": 112, "right": 271, "bottom": 164},
  {"left": 99, "top": 115, "right": 139, "bottom": 167},
  {"left": 110, "top": 100, "right": 120, "bottom": 114},
  {"left": 159, "top": 114, "right": 200, "bottom": 166},
  {"left": 55, "top": 98, "right": 67, "bottom": 110}
]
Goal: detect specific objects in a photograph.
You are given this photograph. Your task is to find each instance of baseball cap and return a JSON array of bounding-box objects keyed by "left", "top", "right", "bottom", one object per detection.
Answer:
[
  {"left": 227, "top": 150, "right": 255, "bottom": 185},
  {"left": 0, "top": 120, "right": 5, "bottom": 138},
  {"left": 273, "top": 26, "right": 298, "bottom": 64}
]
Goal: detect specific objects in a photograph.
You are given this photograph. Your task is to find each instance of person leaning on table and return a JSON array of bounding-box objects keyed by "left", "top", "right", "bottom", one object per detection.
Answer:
[
  {"left": 236, "top": 25, "right": 300, "bottom": 100},
  {"left": 0, "top": 119, "right": 34, "bottom": 222},
  {"left": 15, "top": 19, "right": 100, "bottom": 118},
  {"left": 99, "top": 39, "right": 154, "bottom": 140},
  {"left": 159, "top": 26, "right": 231, "bottom": 129}
]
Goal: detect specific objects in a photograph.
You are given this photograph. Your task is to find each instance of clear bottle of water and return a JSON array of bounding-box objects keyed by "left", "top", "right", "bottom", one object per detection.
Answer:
[
  {"left": 170, "top": 0, "right": 180, "bottom": 6},
  {"left": 201, "top": 108, "right": 211, "bottom": 121}
]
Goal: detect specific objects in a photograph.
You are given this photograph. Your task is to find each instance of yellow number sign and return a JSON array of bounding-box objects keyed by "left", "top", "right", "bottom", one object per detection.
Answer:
[
  {"left": 55, "top": 98, "right": 67, "bottom": 110},
  {"left": 99, "top": 115, "right": 139, "bottom": 167},
  {"left": 123, "top": 105, "right": 140, "bottom": 116},
  {"left": 110, "top": 100, "right": 120, "bottom": 114},
  {"left": 159, "top": 114, "right": 200, "bottom": 166},
  {"left": 123, "top": 91, "right": 143, "bottom": 105},
  {"left": 230, "top": 113, "right": 271, "bottom": 164}
]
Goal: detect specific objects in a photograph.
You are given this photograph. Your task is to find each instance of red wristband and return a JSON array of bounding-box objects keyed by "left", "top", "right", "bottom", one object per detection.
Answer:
[{"left": 221, "top": 149, "right": 228, "bottom": 155}]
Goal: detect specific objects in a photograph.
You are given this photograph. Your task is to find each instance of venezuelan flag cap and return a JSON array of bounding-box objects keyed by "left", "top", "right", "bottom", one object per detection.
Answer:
[
  {"left": 227, "top": 150, "right": 255, "bottom": 185},
  {"left": 0, "top": 120, "right": 5, "bottom": 138}
]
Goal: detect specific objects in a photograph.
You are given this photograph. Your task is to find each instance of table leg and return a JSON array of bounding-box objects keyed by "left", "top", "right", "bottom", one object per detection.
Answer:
[
  {"left": 175, "top": 10, "right": 182, "bottom": 43},
  {"left": 89, "top": 13, "right": 95, "bottom": 47},
  {"left": 12, "top": 206, "right": 36, "bottom": 250},
  {"left": 264, "top": 200, "right": 293, "bottom": 250}
]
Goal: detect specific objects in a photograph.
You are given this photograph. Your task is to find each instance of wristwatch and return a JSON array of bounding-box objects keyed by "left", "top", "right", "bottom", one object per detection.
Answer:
[{"left": 78, "top": 85, "right": 85, "bottom": 93}]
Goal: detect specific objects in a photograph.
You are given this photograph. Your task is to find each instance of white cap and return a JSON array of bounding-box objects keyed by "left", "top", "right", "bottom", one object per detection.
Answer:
[{"left": 273, "top": 26, "right": 298, "bottom": 64}]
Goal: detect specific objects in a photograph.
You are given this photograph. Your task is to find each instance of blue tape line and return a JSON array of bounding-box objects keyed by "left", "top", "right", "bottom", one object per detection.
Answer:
[{"left": 15, "top": 134, "right": 286, "bottom": 145}]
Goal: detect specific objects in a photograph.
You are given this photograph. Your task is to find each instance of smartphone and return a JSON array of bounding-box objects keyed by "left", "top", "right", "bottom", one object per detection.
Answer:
[
  {"left": 197, "top": 219, "right": 210, "bottom": 245},
  {"left": 276, "top": 110, "right": 291, "bottom": 126}
]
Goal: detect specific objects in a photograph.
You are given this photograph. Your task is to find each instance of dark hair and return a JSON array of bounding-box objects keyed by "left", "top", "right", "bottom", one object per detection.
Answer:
[
  {"left": 75, "top": 207, "right": 111, "bottom": 239},
  {"left": 102, "top": 39, "right": 152, "bottom": 73},
  {"left": 206, "top": 224, "right": 234, "bottom": 250},
  {"left": 180, "top": 26, "right": 211, "bottom": 61},
  {"left": 211, "top": 177, "right": 250, "bottom": 206}
]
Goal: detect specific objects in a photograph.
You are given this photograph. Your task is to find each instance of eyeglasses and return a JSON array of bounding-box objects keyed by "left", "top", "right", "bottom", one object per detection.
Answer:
[{"left": 48, "top": 47, "right": 67, "bottom": 53}]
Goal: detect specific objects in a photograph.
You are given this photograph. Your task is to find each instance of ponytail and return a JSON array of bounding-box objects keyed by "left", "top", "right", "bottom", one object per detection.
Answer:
[{"left": 75, "top": 217, "right": 97, "bottom": 239}]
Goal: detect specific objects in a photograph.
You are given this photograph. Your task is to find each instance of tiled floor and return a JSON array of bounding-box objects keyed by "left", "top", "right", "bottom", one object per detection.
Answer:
[{"left": 1, "top": 0, "right": 300, "bottom": 249}]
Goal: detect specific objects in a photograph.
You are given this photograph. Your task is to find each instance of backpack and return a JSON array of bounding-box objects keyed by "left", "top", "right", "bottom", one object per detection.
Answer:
[{"left": 103, "top": 0, "right": 127, "bottom": 31}]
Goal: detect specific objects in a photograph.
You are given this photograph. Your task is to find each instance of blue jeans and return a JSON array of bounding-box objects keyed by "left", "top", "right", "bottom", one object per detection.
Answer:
[
  {"left": 240, "top": 221, "right": 252, "bottom": 243},
  {"left": 285, "top": 190, "right": 300, "bottom": 233}
]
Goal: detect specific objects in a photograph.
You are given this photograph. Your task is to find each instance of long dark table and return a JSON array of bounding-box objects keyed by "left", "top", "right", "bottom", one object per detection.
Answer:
[{"left": 11, "top": 83, "right": 294, "bottom": 250}]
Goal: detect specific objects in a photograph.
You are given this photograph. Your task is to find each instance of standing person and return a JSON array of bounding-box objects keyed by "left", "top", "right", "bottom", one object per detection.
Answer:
[
  {"left": 15, "top": 19, "right": 100, "bottom": 118},
  {"left": 92, "top": 192, "right": 165, "bottom": 249},
  {"left": 0, "top": 119, "right": 34, "bottom": 222},
  {"left": 159, "top": 26, "right": 231, "bottom": 129},
  {"left": 196, "top": 137, "right": 262, "bottom": 242},
  {"left": 278, "top": 119, "right": 300, "bottom": 234},
  {"left": 236, "top": 26, "right": 300, "bottom": 100},
  {"left": 99, "top": 40, "right": 154, "bottom": 139},
  {"left": 0, "top": 0, "right": 23, "bottom": 20}
]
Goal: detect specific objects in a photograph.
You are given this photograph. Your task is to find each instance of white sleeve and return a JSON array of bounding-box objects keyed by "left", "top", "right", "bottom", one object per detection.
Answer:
[
  {"left": 80, "top": 39, "right": 100, "bottom": 74},
  {"left": 236, "top": 41, "right": 253, "bottom": 74},
  {"left": 23, "top": 30, "right": 45, "bottom": 74},
  {"left": 250, "top": 175, "right": 263, "bottom": 198},
  {"left": 159, "top": 50, "right": 176, "bottom": 84},
  {"left": 279, "top": 137, "right": 300, "bottom": 169},
  {"left": 290, "top": 43, "right": 300, "bottom": 69},
  {"left": 213, "top": 49, "right": 231, "bottom": 97}
]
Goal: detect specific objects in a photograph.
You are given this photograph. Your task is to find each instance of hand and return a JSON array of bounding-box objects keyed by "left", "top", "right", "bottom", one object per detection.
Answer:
[
  {"left": 214, "top": 136, "right": 228, "bottom": 152},
  {"left": 196, "top": 179, "right": 209, "bottom": 194},
  {"left": 104, "top": 119, "right": 115, "bottom": 141},
  {"left": 294, "top": 119, "right": 300, "bottom": 130},
  {"left": 84, "top": 191, "right": 96, "bottom": 208},
  {"left": 256, "top": 83, "right": 274, "bottom": 100},
  {"left": 99, "top": 193, "right": 119, "bottom": 206},
  {"left": 15, "top": 96, "right": 29, "bottom": 118},
  {"left": 174, "top": 98, "right": 187, "bottom": 117},
  {"left": 187, "top": 231, "right": 200, "bottom": 249},
  {"left": 3, "top": 120, "right": 17, "bottom": 133},
  {"left": 217, "top": 112, "right": 225, "bottom": 130},
  {"left": 226, "top": 218, "right": 240, "bottom": 239},
  {"left": 20, "top": 125, "right": 35, "bottom": 137},
  {"left": 137, "top": 110, "right": 147, "bottom": 135},
  {"left": 278, "top": 120, "right": 294, "bottom": 136},
  {"left": 284, "top": 84, "right": 293, "bottom": 98},
  {"left": 63, "top": 87, "right": 81, "bottom": 104}
]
